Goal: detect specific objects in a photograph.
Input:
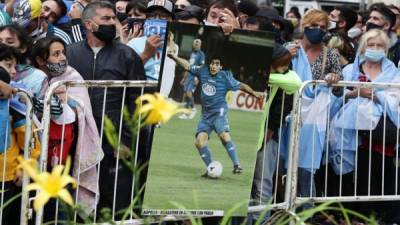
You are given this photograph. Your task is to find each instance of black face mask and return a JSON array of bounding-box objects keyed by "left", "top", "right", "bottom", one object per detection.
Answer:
[
  {"left": 93, "top": 24, "right": 116, "bottom": 42},
  {"left": 116, "top": 12, "right": 127, "bottom": 22},
  {"left": 366, "top": 22, "right": 384, "bottom": 31},
  {"left": 304, "top": 27, "right": 326, "bottom": 44}
]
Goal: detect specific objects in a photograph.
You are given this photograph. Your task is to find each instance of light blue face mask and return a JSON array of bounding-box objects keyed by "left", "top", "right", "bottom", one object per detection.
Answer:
[{"left": 364, "top": 48, "right": 386, "bottom": 62}]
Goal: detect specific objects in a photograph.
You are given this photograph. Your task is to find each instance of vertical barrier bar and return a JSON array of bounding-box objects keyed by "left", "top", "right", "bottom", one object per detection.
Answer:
[
  {"left": 35, "top": 80, "right": 55, "bottom": 225},
  {"left": 130, "top": 86, "right": 145, "bottom": 220},
  {"left": 17, "top": 90, "right": 34, "bottom": 225},
  {"left": 93, "top": 87, "right": 108, "bottom": 224},
  {"left": 112, "top": 86, "right": 127, "bottom": 220},
  {"left": 285, "top": 82, "right": 304, "bottom": 213}
]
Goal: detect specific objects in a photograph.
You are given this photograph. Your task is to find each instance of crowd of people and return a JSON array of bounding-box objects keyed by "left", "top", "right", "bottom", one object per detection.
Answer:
[{"left": 0, "top": 0, "right": 400, "bottom": 224}]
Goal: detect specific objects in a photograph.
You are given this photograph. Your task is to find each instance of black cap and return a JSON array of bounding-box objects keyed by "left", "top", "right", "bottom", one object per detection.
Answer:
[
  {"left": 272, "top": 44, "right": 289, "bottom": 61},
  {"left": 147, "top": 0, "right": 174, "bottom": 15},
  {"left": 238, "top": 0, "right": 258, "bottom": 17},
  {"left": 175, "top": 5, "right": 204, "bottom": 23},
  {"left": 370, "top": 4, "right": 396, "bottom": 29},
  {"left": 256, "top": 7, "right": 284, "bottom": 26}
]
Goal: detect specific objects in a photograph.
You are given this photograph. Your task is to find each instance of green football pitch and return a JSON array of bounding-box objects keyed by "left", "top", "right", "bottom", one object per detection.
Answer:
[{"left": 143, "top": 105, "right": 264, "bottom": 216}]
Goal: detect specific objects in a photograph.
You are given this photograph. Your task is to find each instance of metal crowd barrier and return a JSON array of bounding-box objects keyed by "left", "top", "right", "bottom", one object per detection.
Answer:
[
  {"left": 287, "top": 80, "right": 400, "bottom": 212},
  {"left": 16, "top": 79, "right": 400, "bottom": 224},
  {"left": 0, "top": 89, "right": 35, "bottom": 225}
]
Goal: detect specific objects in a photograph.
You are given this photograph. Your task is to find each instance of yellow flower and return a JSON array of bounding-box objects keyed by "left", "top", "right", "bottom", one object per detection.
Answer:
[
  {"left": 135, "top": 93, "right": 189, "bottom": 125},
  {"left": 17, "top": 157, "right": 77, "bottom": 211}
]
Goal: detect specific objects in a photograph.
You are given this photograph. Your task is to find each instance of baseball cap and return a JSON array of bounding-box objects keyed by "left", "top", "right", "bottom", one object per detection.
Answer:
[{"left": 147, "top": 0, "right": 174, "bottom": 15}]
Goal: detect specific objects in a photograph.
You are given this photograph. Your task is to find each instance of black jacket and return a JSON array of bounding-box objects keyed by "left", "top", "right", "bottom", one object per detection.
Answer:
[{"left": 66, "top": 40, "right": 146, "bottom": 155}]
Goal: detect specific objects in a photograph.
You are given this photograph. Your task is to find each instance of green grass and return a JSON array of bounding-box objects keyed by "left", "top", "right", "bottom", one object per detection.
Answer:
[{"left": 143, "top": 105, "right": 264, "bottom": 216}]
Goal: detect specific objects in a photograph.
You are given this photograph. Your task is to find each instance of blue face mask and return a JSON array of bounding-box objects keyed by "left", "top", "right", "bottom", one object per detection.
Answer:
[
  {"left": 304, "top": 27, "right": 326, "bottom": 44},
  {"left": 364, "top": 48, "right": 386, "bottom": 62}
]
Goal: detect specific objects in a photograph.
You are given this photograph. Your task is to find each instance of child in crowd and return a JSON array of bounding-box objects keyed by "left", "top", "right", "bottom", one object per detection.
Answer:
[{"left": 0, "top": 43, "right": 40, "bottom": 224}]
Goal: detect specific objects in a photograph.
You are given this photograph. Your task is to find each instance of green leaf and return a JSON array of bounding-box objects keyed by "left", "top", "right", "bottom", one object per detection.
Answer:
[{"left": 104, "top": 116, "right": 119, "bottom": 151}]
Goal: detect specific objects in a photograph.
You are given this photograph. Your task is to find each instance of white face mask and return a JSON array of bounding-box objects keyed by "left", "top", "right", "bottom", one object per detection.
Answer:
[
  {"left": 328, "top": 20, "right": 337, "bottom": 30},
  {"left": 204, "top": 20, "right": 217, "bottom": 27},
  {"left": 347, "top": 27, "right": 362, "bottom": 39}
]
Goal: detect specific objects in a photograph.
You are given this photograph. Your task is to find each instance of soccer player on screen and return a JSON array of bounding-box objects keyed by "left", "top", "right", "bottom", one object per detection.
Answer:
[
  {"left": 179, "top": 39, "right": 205, "bottom": 119},
  {"left": 168, "top": 51, "right": 264, "bottom": 175}
]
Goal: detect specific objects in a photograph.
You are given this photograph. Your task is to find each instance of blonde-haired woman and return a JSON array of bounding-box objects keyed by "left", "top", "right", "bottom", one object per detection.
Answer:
[
  {"left": 300, "top": 9, "right": 342, "bottom": 82},
  {"left": 331, "top": 29, "right": 400, "bottom": 223},
  {"left": 289, "top": 9, "right": 343, "bottom": 202}
]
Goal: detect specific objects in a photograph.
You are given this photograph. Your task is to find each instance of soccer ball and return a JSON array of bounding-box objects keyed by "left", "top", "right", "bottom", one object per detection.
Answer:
[{"left": 207, "top": 161, "right": 223, "bottom": 178}]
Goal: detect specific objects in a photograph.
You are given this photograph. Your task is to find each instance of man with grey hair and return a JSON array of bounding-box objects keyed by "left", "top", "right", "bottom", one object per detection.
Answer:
[{"left": 66, "top": 1, "right": 146, "bottom": 215}]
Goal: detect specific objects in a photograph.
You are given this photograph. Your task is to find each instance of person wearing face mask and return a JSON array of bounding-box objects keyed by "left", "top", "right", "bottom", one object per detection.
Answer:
[
  {"left": 32, "top": 36, "right": 103, "bottom": 221},
  {"left": 299, "top": 9, "right": 342, "bottom": 82},
  {"left": 347, "top": 12, "right": 363, "bottom": 42},
  {"left": 114, "top": 0, "right": 130, "bottom": 42},
  {"left": 365, "top": 4, "right": 400, "bottom": 67},
  {"left": 0, "top": 24, "right": 45, "bottom": 94},
  {"left": 326, "top": 6, "right": 358, "bottom": 66},
  {"left": 174, "top": 0, "right": 191, "bottom": 13},
  {"left": 286, "top": 7, "right": 301, "bottom": 36},
  {"left": 289, "top": 9, "right": 342, "bottom": 204},
  {"left": 115, "top": 0, "right": 129, "bottom": 22},
  {"left": 117, "top": 0, "right": 147, "bottom": 44},
  {"left": 366, "top": 3, "right": 395, "bottom": 33},
  {"left": 65, "top": 1, "right": 146, "bottom": 215},
  {"left": 0, "top": 24, "right": 65, "bottom": 118},
  {"left": 331, "top": 29, "right": 400, "bottom": 224}
]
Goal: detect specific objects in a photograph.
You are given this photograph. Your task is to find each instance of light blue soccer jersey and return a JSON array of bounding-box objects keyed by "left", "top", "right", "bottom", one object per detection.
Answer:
[{"left": 190, "top": 65, "right": 241, "bottom": 114}]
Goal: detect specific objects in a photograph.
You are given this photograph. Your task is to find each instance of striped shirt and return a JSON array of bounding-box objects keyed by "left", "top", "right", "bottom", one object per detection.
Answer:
[
  {"left": 0, "top": 10, "right": 11, "bottom": 26},
  {"left": 48, "top": 24, "right": 72, "bottom": 45},
  {"left": 70, "top": 22, "right": 84, "bottom": 42}
]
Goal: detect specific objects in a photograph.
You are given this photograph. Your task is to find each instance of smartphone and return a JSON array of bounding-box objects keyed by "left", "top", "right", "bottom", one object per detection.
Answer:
[{"left": 126, "top": 18, "right": 145, "bottom": 30}]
